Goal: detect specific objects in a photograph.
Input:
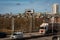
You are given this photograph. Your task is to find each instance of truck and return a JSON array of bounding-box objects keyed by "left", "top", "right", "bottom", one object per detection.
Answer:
[{"left": 39, "top": 23, "right": 58, "bottom": 35}]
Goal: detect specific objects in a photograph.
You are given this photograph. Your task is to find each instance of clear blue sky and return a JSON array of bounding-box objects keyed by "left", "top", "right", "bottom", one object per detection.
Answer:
[{"left": 0, "top": 0, "right": 60, "bottom": 14}]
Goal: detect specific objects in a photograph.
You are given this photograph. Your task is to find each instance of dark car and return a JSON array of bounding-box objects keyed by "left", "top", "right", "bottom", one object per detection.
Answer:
[
  {"left": 52, "top": 35, "right": 60, "bottom": 40},
  {"left": 0, "top": 32, "right": 7, "bottom": 38}
]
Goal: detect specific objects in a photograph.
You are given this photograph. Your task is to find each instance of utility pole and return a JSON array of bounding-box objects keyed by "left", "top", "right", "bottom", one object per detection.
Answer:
[
  {"left": 11, "top": 17, "right": 14, "bottom": 36},
  {"left": 51, "top": 17, "right": 54, "bottom": 34}
]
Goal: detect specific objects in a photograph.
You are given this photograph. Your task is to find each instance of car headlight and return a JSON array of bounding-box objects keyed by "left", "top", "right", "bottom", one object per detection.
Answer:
[{"left": 12, "top": 36, "right": 16, "bottom": 38}]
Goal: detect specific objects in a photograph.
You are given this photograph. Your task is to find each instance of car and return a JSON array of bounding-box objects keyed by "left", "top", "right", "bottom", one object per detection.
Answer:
[
  {"left": 0, "top": 32, "right": 7, "bottom": 38},
  {"left": 10, "top": 32, "right": 23, "bottom": 39},
  {"left": 52, "top": 35, "right": 60, "bottom": 40}
]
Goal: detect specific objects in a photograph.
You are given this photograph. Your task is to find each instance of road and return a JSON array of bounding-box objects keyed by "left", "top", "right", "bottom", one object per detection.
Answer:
[
  {"left": 26, "top": 36, "right": 53, "bottom": 40},
  {"left": 0, "top": 36, "right": 53, "bottom": 40},
  {"left": 0, "top": 32, "right": 53, "bottom": 40}
]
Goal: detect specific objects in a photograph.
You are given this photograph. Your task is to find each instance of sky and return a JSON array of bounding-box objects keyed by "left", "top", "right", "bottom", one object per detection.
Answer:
[{"left": 0, "top": 0, "right": 60, "bottom": 14}]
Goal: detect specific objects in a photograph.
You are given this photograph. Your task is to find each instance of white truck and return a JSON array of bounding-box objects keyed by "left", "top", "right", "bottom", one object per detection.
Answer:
[
  {"left": 39, "top": 23, "right": 58, "bottom": 35},
  {"left": 39, "top": 23, "right": 48, "bottom": 34}
]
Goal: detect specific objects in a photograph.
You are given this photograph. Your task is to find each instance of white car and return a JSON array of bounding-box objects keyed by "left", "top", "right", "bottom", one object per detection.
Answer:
[{"left": 10, "top": 32, "right": 23, "bottom": 39}]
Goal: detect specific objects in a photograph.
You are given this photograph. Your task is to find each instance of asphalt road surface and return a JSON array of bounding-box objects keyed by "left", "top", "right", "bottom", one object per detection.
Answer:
[
  {"left": 26, "top": 36, "right": 53, "bottom": 40},
  {"left": 0, "top": 36, "right": 53, "bottom": 40}
]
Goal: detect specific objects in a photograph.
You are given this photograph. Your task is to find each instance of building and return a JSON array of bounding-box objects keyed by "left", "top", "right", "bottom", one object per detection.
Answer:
[
  {"left": 25, "top": 9, "right": 34, "bottom": 13},
  {"left": 52, "top": 3, "right": 59, "bottom": 14},
  {"left": 35, "top": 12, "right": 41, "bottom": 18},
  {"left": 25, "top": 9, "right": 34, "bottom": 16}
]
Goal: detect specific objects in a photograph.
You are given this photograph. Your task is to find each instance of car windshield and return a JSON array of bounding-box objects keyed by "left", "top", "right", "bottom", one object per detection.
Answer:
[{"left": 13, "top": 32, "right": 23, "bottom": 35}]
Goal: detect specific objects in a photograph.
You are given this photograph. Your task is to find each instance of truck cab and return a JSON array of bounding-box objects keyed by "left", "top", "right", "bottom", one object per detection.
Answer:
[{"left": 39, "top": 23, "right": 48, "bottom": 34}]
